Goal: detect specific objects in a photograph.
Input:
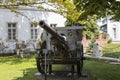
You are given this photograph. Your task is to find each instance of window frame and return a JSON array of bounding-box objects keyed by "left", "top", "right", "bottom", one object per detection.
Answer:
[
  {"left": 113, "top": 28, "right": 117, "bottom": 39},
  {"left": 7, "top": 22, "right": 17, "bottom": 41},
  {"left": 30, "top": 23, "right": 38, "bottom": 41}
]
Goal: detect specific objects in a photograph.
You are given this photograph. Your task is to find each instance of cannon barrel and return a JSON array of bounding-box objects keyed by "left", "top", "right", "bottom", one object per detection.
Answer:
[{"left": 39, "top": 20, "right": 65, "bottom": 44}]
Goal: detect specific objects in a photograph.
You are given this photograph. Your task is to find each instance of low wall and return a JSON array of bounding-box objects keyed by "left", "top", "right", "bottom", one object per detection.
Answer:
[{"left": 82, "top": 34, "right": 107, "bottom": 53}]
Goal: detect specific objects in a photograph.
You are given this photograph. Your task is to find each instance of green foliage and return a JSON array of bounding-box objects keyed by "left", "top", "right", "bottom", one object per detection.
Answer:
[
  {"left": 0, "top": 0, "right": 2, "bottom": 3},
  {"left": 86, "top": 38, "right": 96, "bottom": 53},
  {"left": 1, "top": 0, "right": 120, "bottom": 21},
  {"left": 101, "top": 32, "right": 107, "bottom": 39},
  {"left": 49, "top": 0, "right": 81, "bottom": 23},
  {"left": 5, "top": 0, "right": 17, "bottom": 3},
  {"left": 107, "top": 38, "right": 112, "bottom": 44},
  {"left": 65, "top": 13, "right": 99, "bottom": 39},
  {"left": 1, "top": 0, "right": 99, "bottom": 40},
  {"left": 73, "top": 0, "right": 120, "bottom": 21},
  {"left": 82, "top": 16, "right": 99, "bottom": 39}
]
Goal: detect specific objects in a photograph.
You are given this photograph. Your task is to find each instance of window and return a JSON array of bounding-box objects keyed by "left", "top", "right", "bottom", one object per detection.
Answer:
[
  {"left": 8, "top": 23, "right": 17, "bottom": 40},
  {"left": 50, "top": 24, "right": 57, "bottom": 27},
  {"left": 102, "top": 18, "right": 107, "bottom": 24},
  {"left": 113, "top": 28, "right": 116, "bottom": 38},
  {"left": 100, "top": 24, "right": 107, "bottom": 33},
  {"left": 31, "top": 24, "right": 38, "bottom": 40}
]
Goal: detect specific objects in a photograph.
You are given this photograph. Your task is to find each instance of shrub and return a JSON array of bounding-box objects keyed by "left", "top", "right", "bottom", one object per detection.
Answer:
[
  {"left": 86, "top": 38, "right": 96, "bottom": 53},
  {"left": 107, "top": 38, "right": 112, "bottom": 44},
  {"left": 102, "top": 32, "right": 107, "bottom": 39}
]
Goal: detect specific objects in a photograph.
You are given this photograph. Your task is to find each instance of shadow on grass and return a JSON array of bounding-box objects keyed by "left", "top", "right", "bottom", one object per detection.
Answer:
[
  {"left": 3, "top": 60, "right": 120, "bottom": 80},
  {"left": 0, "top": 54, "right": 35, "bottom": 65},
  {"left": 12, "top": 68, "right": 38, "bottom": 80},
  {"left": 12, "top": 68, "right": 85, "bottom": 80},
  {"left": 103, "top": 52, "right": 120, "bottom": 58}
]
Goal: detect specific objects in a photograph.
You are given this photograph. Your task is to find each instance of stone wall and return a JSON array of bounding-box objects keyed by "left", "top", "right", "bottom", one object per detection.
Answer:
[{"left": 82, "top": 34, "right": 107, "bottom": 53}]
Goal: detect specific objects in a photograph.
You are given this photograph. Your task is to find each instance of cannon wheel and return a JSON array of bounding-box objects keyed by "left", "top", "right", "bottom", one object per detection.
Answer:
[
  {"left": 76, "top": 44, "right": 84, "bottom": 76},
  {"left": 36, "top": 41, "right": 47, "bottom": 74},
  {"left": 36, "top": 58, "right": 45, "bottom": 74}
]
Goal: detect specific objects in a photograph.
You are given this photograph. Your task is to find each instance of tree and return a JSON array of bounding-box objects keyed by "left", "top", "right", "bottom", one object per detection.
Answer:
[
  {"left": 73, "top": 0, "right": 120, "bottom": 21},
  {"left": 0, "top": 0, "right": 99, "bottom": 38},
  {"left": 1, "top": 0, "right": 120, "bottom": 21},
  {"left": 82, "top": 16, "right": 99, "bottom": 39}
]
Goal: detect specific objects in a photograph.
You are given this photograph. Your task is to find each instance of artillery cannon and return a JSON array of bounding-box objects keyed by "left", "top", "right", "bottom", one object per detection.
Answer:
[{"left": 36, "top": 20, "right": 84, "bottom": 75}]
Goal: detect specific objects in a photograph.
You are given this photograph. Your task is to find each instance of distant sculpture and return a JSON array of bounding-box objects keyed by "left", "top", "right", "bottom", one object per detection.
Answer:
[{"left": 93, "top": 41, "right": 102, "bottom": 57}]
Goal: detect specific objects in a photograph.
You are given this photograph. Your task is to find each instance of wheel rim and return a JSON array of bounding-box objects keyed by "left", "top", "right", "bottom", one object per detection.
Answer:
[
  {"left": 36, "top": 41, "right": 47, "bottom": 74},
  {"left": 36, "top": 58, "right": 45, "bottom": 74}
]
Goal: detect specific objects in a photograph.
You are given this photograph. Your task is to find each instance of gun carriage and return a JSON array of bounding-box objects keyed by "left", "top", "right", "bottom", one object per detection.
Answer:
[{"left": 36, "top": 20, "right": 84, "bottom": 75}]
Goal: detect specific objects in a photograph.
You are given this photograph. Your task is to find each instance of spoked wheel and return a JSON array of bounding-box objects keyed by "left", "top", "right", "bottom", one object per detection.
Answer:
[
  {"left": 76, "top": 44, "right": 84, "bottom": 76},
  {"left": 36, "top": 41, "right": 47, "bottom": 74},
  {"left": 36, "top": 58, "right": 45, "bottom": 74}
]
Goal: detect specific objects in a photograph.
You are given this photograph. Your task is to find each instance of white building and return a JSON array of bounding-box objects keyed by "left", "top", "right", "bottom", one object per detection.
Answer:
[
  {"left": 97, "top": 16, "right": 120, "bottom": 43},
  {"left": 0, "top": 7, "right": 66, "bottom": 53}
]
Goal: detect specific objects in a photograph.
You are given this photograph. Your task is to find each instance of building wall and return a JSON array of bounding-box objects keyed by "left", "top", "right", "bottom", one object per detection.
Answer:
[
  {"left": 0, "top": 8, "right": 66, "bottom": 41},
  {"left": 107, "top": 20, "right": 120, "bottom": 41},
  {"left": 97, "top": 16, "right": 120, "bottom": 42},
  {"left": 0, "top": 8, "right": 66, "bottom": 52}
]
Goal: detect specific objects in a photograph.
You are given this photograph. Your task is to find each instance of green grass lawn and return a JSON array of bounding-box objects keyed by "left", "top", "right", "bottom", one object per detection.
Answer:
[
  {"left": 0, "top": 54, "right": 120, "bottom": 80},
  {"left": 0, "top": 55, "right": 37, "bottom": 80},
  {"left": 102, "top": 44, "right": 120, "bottom": 58}
]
